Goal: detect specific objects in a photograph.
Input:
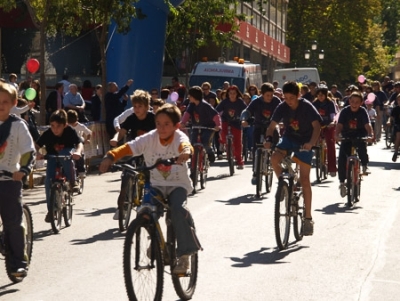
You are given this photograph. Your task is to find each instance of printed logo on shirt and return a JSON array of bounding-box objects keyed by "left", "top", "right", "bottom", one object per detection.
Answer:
[
  {"left": 289, "top": 119, "right": 299, "bottom": 131},
  {"left": 349, "top": 119, "right": 357, "bottom": 129},
  {"left": 194, "top": 112, "right": 200, "bottom": 123},
  {"left": 0, "top": 141, "right": 7, "bottom": 160},
  {"left": 54, "top": 144, "right": 65, "bottom": 152},
  {"left": 228, "top": 109, "right": 235, "bottom": 118},
  {"left": 262, "top": 110, "right": 271, "bottom": 120},
  {"left": 157, "top": 161, "right": 172, "bottom": 179},
  {"left": 318, "top": 108, "right": 326, "bottom": 116}
]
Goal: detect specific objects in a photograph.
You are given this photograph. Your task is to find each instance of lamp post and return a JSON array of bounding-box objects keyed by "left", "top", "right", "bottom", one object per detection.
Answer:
[{"left": 304, "top": 40, "right": 324, "bottom": 67}]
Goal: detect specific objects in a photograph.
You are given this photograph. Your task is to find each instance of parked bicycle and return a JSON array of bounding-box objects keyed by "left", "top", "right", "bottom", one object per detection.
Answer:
[
  {"left": 274, "top": 147, "right": 318, "bottom": 250},
  {"left": 46, "top": 154, "right": 75, "bottom": 234},
  {"left": 112, "top": 157, "right": 145, "bottom": 232},
  {"left": 339, "top": 137, "right": 368, "bottom": 207},
  {"left": 186, "top": 126, "right": 216, "bottom": 194},
  {"left": 120, "top": 158, "right": 198, "bottom": 301},
  {"left": 315, "top": 129, "right": 328, "bottom": 183},
  {"left": 0, "top": 171, "right": 33, "bottom": 283}
]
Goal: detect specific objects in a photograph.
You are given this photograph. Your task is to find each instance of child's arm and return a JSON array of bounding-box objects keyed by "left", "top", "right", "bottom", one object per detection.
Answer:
[
  {"left": 110, "top": 128, "right": 127, "bottom": 146},
  {"left": 99, "top": 144, "right": 134, "bottom": 173},
  {"left": 113, "top": 108, "right": 134, "bottom": 132},
  {"left": 14, "top": 151, "right": 36, "bottom": 181}
]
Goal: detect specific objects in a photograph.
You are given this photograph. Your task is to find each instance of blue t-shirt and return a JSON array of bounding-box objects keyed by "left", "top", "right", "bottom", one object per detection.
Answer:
[
  {"left": 338, "top": 106, "right": 370, "bottom": 137},
  {"left": 271, "top": 98, "right": 323, "bottom": 144},
  {"left": 246, "top": 95, "right": 281, "bottom": 128},
  {"left": 216, "top": 98, "right": 247, "bottom": 129},
  {"left": 312, "top": 100, "right": 336, "bottom": 126},
  {"left": 185, "top": 100, "right": 218, "bottom": 127}
]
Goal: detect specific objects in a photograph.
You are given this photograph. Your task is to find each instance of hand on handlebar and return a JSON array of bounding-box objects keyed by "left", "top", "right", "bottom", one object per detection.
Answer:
[
  {"left": 302, "top": 142, "right": 313, "bottom": 151},
  {"left": 176, "top": 153, "right": 190, "bottom": 165},
  {"left": 99, "top": 157, "right": 113, "bottom": 174}
]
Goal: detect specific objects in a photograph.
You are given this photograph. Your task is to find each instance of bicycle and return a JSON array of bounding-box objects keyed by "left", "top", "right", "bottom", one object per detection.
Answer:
[
  {"left": 385, "top": 123, "right": 394, "bottom": 149},
  {"left": 225, "top": 119, "right": 238, "bottom": 176},
  {"left": 112, "top": 157, "right": 145, "bottom": 232},
  {"left": 339, "top": 137, "right": 368, "bottom": 207},
  {"left": 118, "top": 158, "right": 198, "bottom": 301},
  {"left": 46, "top": 154, "right": 75, "bottom": 234},
  {"left": 315, "top": 129, "right": 328, "bottom": 183},
  {"left": 274, "top": 147, "right": 318, "bottom": 250},
  {"left": 0, "top": 171, "right": 33, "bottom": 283},
  {"left": 187, "top": 126, "right": 216, "bottom": 193},
  {"left": 253, "top": 129, "right": 273, "bottom": 198}
]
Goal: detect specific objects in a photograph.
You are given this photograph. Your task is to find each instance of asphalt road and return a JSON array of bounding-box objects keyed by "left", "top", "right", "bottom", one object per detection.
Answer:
[{"left": 0, "top": 140, "right": 399, "bottom": 301}]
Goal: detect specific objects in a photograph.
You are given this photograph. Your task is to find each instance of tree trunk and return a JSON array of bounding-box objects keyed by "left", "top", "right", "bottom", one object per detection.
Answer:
[
  {"left": 39, "top": 0, "right": 50, "bottom": 125},
  {"left": 95, "top": 24, "right": 108, "bottom": 121}
]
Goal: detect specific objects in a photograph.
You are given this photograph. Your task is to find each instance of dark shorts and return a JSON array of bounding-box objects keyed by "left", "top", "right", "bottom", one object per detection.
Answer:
[{"left": 276, "top": 136, "right": 313, "bottom": 166}]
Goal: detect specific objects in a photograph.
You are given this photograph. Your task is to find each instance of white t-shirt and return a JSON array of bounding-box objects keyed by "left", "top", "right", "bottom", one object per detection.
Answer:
[
  {"left": 0, "top": 118, "right": 35, "bottom": 173},
  {"left": 127, "top": 129, "right": 193, "bottom": 194},
  {"left": 70, "top": 123, "right": 92, "bottom": 138}
]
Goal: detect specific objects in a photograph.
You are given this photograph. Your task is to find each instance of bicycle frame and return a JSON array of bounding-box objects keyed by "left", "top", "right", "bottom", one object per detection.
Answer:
[{"left": 346, "top": 145, "right": 361, "bottom": 186}]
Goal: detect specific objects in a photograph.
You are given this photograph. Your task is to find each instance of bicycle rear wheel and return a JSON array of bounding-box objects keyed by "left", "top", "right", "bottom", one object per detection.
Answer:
[
  {"left": 50, "top": 185, "right": 63, "bottom": 234},
  {"left": 321, "top": 146, "right": 328, "bottom": 180},
  {"left": 242, "top": 132, "right": 248, "bottom": 163},
  {"left": 5, "top": 204, "right": 34, "bottom": 283},
  {"left": 62, "top": 188, "right": 73, "bottom": 227},
  {"left": 123, "top": 216, "right": 164, "bottom": 301},
  {"left": 191, "top": 149, "right": 200, "bottom": 193},
  {"left": 346, "top": 161, "right": 356, "bottom": 207},
  {"left": 255, "top": 148, "right": 263, "bottom": 197},
  {"left": 275, "top": 180, "right": 291, "bottom": 250},
  {"left": 168, "top": 224, "right": 198, "bottom": 300},
  {"left": 200, "top": 151, "right": 208, "bottom": 189},
  {"left": 315, "top": 148, "right": 321, "bottom": 183},
  {"left": 265, "top": 151, "right": 273, "bottom": 193},
  {"left": 118, "top": 175, "right": 134, "bottom": 232},
  {"left": 227, "top": 139, "right": 235, "bottom": 176}
]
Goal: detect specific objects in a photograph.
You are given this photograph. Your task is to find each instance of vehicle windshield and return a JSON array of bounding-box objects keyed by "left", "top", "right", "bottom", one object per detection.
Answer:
[{"left": 189, "top": 76, "right": 245, "bottom": 92}]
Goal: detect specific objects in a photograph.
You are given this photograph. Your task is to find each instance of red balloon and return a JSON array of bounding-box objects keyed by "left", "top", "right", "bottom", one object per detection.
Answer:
[{"left": 27, "top": 58, "right": 40, "bottom": 73}]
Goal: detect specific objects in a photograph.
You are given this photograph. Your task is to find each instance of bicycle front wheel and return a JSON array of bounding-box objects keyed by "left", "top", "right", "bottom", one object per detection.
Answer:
[
  {"left": 293, "top": 190, "right": 304, "bottom": 241},
  {"left": 200, "top": 151, "right": 208, "bottom": 189},
  {"left": 62, "top": 189, "right": 73, "bottom": 227},
  {"left": 385, "top": 126, "right": 393, "bottom": 148},
  {"left": 168, "top": 224, "right": 198, "bottom": 300},
  {"left": 227, "top": 139, "right": 235, "bottom": 176},
  {"left": 118, "top": 175, "right": 134, "bottom": 232},
  {"left": 123, "top": 216, "right": 164, "bottom": 301},
  {"left": 191, "top": 148, "right": 200, "bottom": 193},
  {"left": 50, "top": 185, "right": 63, "bottom": 234},
  {"left": 315, "top": 148, "right": 321, "bottom": 183},
  {"left": 346, "top": 161, "right": 356, "bottom": 207},
  {"left": 274, "top": 180, "right": 291, "bottom": 250},
  {"left": 255, "top": 148, "right": 263, "bottom": 197},
  {"left": 265, "top": 151, "right": 273, "bottom": 193}
]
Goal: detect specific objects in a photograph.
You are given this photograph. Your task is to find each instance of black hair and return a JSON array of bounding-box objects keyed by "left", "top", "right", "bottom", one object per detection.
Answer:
[
  {"left": 188, "top": 86, "right": 203, "bottom": 101},
  {"left": 260, "top": 82, "right": 274, "bottom": 94},
  {"left": 282, "top": 81, "right": 300, "bottom": 96}
]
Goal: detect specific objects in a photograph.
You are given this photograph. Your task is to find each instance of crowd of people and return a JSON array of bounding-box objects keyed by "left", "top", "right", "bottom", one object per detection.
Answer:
[{"left": 1, "top": 71, "right": 400, "bottom": 279}]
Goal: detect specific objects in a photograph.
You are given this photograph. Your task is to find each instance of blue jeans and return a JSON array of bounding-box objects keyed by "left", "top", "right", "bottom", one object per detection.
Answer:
[
  {"left": 191, "top": 129, "right": 214, "bottom": 154},
  {"left": 45, "top": 148, "right": 76, "bottom": 211},
  {"left": 151, "top": 186, "right": 202, "bottom": 257}
]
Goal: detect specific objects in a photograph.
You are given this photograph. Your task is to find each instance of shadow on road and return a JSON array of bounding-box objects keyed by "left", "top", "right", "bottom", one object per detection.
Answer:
[
  {"left": 216, "top": 194, "right": 268, "bottom": 205},
  {"left": 315, "top": 202, "right": 362, "bottom": 215},
  {"left": 0, "top": 283, "right": 18, "bottom": 298},
  {"left": 70, "top": 228, "right": 124, "bottom": 245},
  {"left": 76, "top": 207, "right": 116, "bottom": 217},
  {"left": 34, "top": 229, "right": 58, "bottom": 241},
  {"left": 24, "top": 199, "right": 47, "bottom": 207},
  {"left": 207, "top": 173, "right": 234, "bottom": 181},
  {"left": 229, "top": 244, "right": 308, "bottom": 267},
  {"left": 369, "top": 160, "right": 400, "bottom": 170}
]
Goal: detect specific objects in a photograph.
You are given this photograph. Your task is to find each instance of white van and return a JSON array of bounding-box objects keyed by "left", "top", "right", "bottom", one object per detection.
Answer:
[
  {"left": 273, "top": 67, "right": 320, "bottom": 88},
  {"left": 189, "top": 60, "right": 263, "bottom": 93}
]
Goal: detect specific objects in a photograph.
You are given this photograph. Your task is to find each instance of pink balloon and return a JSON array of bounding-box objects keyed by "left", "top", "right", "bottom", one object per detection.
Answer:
[
  {"left": 365, "top": 93, "right": 375, "bottom": 105},
  {"left": 357, "top": 75, "right": 366, "bottom": 83},
  {"left": 170, "top": 91, "right": 179, "bottom": 102}
]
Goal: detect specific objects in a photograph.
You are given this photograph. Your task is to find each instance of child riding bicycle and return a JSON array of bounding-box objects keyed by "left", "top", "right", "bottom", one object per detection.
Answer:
[
  {"left": 0, "top": 83, "right": 35, "bottom": 278},
  {"left": 335, "top": 92, "right": 373, "bottom": 197},
  {"left": 180, "top": 86, "right": 221, "bottom": 163},
  {"left": 35, "top": 109, "right": 83, "bottom": 222},
  {"left": 264, "top": 81, "right": 323, "bottom": 236},
  {"left": 99, "top": 103, "right": 202, "bottom": 275}
]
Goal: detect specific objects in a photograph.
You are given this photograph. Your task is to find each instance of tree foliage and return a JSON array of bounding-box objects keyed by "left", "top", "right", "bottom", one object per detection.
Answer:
[{"left": 287, "top": 0, "right": 400, "bottom": 87}]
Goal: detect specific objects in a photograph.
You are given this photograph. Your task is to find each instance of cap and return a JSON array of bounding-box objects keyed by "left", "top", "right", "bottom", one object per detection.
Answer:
[{"left": 223, "top": 81, "right": 229, "bottom": 85}]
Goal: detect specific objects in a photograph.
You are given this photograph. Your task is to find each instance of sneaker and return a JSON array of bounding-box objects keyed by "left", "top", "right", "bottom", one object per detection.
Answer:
[
  {"left": 78, "top": 172, "right": 86, "bottom": 178},
  {"left": 329, "top": 172, "right": 336, "bottom": 177},
  {"left": 362, "top": 165, "right": 370, "bottom": 175},
  {"left": 113, "top": 209, "right": 119, "bottom": 220},
  {"left": 44, "top": 212, "right": 52, "bottom": 223},
  {"left": 11, "top": 268, "right": 27, "bottom": 278},
  {"left": 217, "top": 154, "right": 223, "bottom": 160},
  {"left": 251, "top": 176, "right": 257, "bottom": 185},
  {"left": 392, "top": 153, "right": 398, "bottom": 162},
  {"left": 339, "top": 183, "right": 347, "bottom": 198},
  {"left": 208, "top": 152, "right": 215, "bottom": 163},
  {"left": 173, "top": 255, "right": 190, "bottom": 275},
  {"left": 303, "top": 218, "right": 314, "bottom": 236},
  {"left": 237, "top": 164, "right": 244, "bottom": 170}
]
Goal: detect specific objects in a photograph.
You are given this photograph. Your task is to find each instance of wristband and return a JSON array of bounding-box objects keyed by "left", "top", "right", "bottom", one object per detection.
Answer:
[{"left": 265, "top": 136, "right": 273, "bottom": 143}]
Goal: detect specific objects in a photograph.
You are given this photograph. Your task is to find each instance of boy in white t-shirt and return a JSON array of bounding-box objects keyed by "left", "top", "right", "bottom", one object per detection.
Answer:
[
  {"left": 0, "top": 83, "right": 35, "bottom": 278},
  {"left": 99, "top": 104, "right": 202, "bottom": 275},
  {"left": 67, "top": 110, "right": 92, "bottom": 177}
]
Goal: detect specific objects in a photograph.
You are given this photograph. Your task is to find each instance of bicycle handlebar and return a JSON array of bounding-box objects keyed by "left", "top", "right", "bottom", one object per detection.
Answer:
[
  {"left": 190, "top": 126, "right": 217, "bottom": 131},
  {"left": 112, "top": 157, "right": 178, "bottom": 174},
  {"left": 337, "top": 137, "right": 369, "bottom": 142},
  {"left": 44, "top": 154, "right": 73, "bottom": 160}
]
